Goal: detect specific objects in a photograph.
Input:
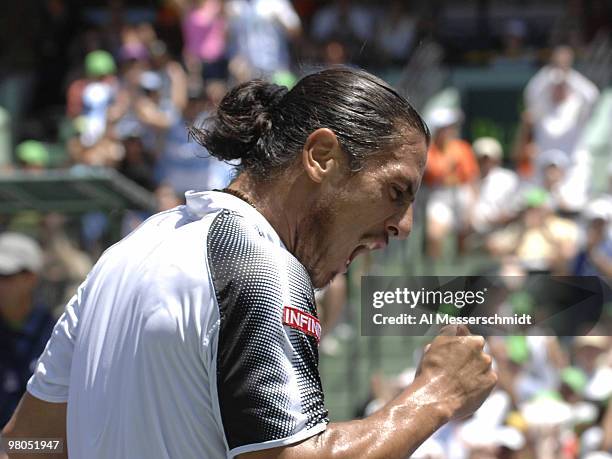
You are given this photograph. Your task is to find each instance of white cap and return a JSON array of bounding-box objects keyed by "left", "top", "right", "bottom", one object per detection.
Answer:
[
  {"left": 520, "top": 397, "right": 573, "bottom": 427},
  {"left": 0, "top": 232, "right": 43, "bottom": 275},
  {"left": 140, "top": 71, "right": 163, "bottom": 91},
  {"left": 585, "top": 367, "right": 612, "bottom": 401},
  {"left": 426, "top": 107, "right": 463, "bottom": 134},
  {"left": 473, "top": 137, "right": 503, "bottom": 160},
  {"left": 458, "top": 422, "right": 525, "bottom": 450},
  {"left": 583, "top": 199, "right": 612, "bottom": 221},
  {"left": 538, "top": 149, "right": 570, "bottom": 169}
]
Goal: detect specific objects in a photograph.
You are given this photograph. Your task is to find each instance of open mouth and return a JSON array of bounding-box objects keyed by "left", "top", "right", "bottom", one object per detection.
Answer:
[{"left": 343, "top": 241, "right": 388, "bottom": 272}]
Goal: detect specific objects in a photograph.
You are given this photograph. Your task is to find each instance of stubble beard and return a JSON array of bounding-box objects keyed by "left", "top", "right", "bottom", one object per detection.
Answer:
[{"left": 297, "top": 195, "right": 338, "bottom": 289}]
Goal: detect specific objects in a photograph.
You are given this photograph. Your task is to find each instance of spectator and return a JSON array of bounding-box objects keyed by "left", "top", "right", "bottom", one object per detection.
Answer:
[
  {"left": 573, "top": 200, "right": 612, "bottom": 279},
  {"left": 15, "top": 140, "right": 50, "bottom": 172},
  {"left": 64, "top": 50, "right": 126, "bottom": 167},
  {"left": 469, "top": 137, "right": 520, "bottom": 235},
  {"left": 156, "top": 83, "right": 233, "bottom": 195},
  {"left": 226, "top": 0, "right": 301, "bottom": 80},
  {"left": 149, "top": 40, "right": 189, "bottom": 115},
  {"left": 423, "top": 107, "right": 479, "bottom": 259},
  {"left": 487, "top": 188, "right": 579, "bottom": 274},
  {"left": 310, "top": 0, "right": 374, "bottom": 48},
  {"left": 117, "top": 130, "right": 156, "bottom": 191},
  {"left": 491, "top": 19, "right": 536, "bottom": 68},
  {"left": 536, "top": 148, "right": 589, "bottom": 215},
  {"left": 0, "top": 233, "right": 54, "bottom": 426},
  {"left": 374, "top": 0, "right": 418, "bottom": 66},
  {"left": 127, "top": 70, "right": 181, "bottom": 158},
  {"left": 170, "top": 0, "right": 227, "bottom": 89},
  {"left": 524, "top": 46, "right": 599, "bottom": 160},
  {"left": 66, "top": 50, "right": 118, "bottom": 121}
]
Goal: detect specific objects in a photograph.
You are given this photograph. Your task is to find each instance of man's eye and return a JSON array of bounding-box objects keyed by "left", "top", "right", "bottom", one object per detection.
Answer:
[{"left": 391, "top": 186, "right": 404, "bottom": 202}]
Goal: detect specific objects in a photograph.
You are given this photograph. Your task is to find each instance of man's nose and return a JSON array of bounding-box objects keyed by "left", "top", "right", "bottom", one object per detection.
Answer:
[{"left": 385, "top": 205, "right": 413, "bottom": 240}]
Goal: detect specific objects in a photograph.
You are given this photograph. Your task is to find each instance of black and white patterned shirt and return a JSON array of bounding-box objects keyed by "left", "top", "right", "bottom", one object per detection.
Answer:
[{"left": 27, "top": 190, "right": 328, "bottom": 458}]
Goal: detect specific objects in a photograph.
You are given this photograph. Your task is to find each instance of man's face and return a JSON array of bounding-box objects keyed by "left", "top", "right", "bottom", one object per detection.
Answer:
[
  {"left": 0, "top": 272, "right": 37, "bottom": 309},
  {"left": 478, "top": 155, "right": 496, "bottom": 178},
  {"left": 544, "top": 164, "right": 564, "bottom": 188},
  {"left": 300, "top": 136, "right": 427, "bottom": 288}
]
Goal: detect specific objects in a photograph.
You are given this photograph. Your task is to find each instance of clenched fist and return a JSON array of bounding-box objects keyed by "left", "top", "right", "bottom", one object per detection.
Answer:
[{"left": 416, "top": 325, "right": 497, "bottom": 421}]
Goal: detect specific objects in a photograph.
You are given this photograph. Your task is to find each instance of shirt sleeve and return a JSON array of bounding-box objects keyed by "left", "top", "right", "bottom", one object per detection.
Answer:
[
  {"left": 26, "top": 279, "right": 86, "bottom": 402},
  {"left": 206, "top": 210, "right": 328, "bottom": 458}
]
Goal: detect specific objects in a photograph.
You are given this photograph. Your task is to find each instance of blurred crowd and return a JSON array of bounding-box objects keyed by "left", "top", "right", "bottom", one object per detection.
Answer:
[
  {"left": 423, "top": 44, "right": 612, "bottom": 280},
  {"left": 1, "top": 1, "right": 612, "bottom": 457},
  {"left": 360, "top": 334, "right": 612, "bottom": 459}
]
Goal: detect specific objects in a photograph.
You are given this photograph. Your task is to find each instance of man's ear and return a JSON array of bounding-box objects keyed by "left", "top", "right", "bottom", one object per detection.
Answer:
[{"left": 302, "top": 128, "right": 344, "bottom": 183}]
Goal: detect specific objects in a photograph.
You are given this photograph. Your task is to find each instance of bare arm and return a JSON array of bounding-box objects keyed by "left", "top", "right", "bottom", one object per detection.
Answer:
[
  {"left": 1, "top": 393, "right": 67, "bottom": 459},
  {"left": 240, "top": 327, "right": 496, "bottom": 459},
  {"left": 166, "top": 61, "right": 188, "bottom": 114},
  {"left": 135, "top": 97, "right": 173, "bottom": 130}
]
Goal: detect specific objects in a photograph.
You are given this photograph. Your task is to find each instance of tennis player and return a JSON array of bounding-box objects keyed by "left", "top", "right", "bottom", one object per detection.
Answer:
[{"left": 2, "top": 67, "right": 496, "bottom": 459}]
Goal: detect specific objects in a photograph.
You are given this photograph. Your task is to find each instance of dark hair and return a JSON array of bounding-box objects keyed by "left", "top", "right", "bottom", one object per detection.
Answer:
[{"left": 189, "top": 67, "right": 430, "bottom": 178}]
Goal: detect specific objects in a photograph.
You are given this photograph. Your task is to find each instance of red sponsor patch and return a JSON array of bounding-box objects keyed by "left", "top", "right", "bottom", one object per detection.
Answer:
[{"left": 282, "top": 306, "right": 322, "bottom": 343}]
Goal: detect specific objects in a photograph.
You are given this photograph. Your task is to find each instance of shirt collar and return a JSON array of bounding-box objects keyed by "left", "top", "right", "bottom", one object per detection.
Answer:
[{"left": 184, "top": 190, "right": 286, "bottom": 249}]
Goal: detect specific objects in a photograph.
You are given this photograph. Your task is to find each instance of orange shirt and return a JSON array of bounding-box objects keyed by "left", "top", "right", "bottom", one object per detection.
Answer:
[{"left": 424, "top": 139, "right": 479, "bottom": 187}]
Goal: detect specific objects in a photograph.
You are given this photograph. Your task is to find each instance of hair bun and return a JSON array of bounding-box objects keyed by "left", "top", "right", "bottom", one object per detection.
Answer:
[{"left": 188, "top": 80, "right": 288, "bottom": 171}]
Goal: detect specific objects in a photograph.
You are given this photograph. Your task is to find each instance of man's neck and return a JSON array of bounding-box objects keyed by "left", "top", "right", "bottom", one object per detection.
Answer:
[{"left": 227, "top": 172, "right": 302, "bottom": 253}]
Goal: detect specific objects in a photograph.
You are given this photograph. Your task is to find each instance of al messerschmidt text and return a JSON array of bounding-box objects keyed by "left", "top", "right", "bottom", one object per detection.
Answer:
[{"left": 372, "top": 313, "right": 533, "bottom": 326}]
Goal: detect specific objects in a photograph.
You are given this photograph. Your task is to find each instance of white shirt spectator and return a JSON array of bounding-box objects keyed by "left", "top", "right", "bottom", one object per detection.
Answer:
[
  {"left": 471, "top": 166, "right": 520, "bottom": 233},
  {"left": 525, "top": 67, "right": 599, "bottom": 158},
  {"left": 227, "top": 0, "right": 300, "bottom": 75}
]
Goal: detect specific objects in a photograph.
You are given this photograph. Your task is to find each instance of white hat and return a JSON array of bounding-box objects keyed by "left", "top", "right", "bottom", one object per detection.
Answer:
[
  {"left": 426, "top": 107, "right": 463, "bottom": 134},
  {"left": 458, "top": 422, "right": 525, "bottom": 450},
  {"left": 520, "top": 397, "right": 573, "bottom": 427},
  {"left": 583, "top": 199, "right": 612, "bottom": 221},
  {"left": 140, "top": 71, "right": 163, "bottom": 91},
  {"left": 473, "top": 137, "right": 503, "bottom": 160},
  {"left": 0, "top": 232, "right": 43, "bottom": 275},
  {"left": 538, "top": 149, "right": 570, "bottom": 169},
  {"left": 585, "top": 367, "right": 612, "bottom": 401}
]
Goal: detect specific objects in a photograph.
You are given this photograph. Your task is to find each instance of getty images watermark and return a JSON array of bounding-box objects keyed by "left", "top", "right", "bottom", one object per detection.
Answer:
[{"left": 361, "top": 276, "right": 612, "bottom": 336}]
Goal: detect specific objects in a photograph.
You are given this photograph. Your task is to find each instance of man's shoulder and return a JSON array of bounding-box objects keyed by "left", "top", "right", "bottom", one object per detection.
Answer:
[{"left": 207, "top": 209, "right": 313, "bottom": 293}]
